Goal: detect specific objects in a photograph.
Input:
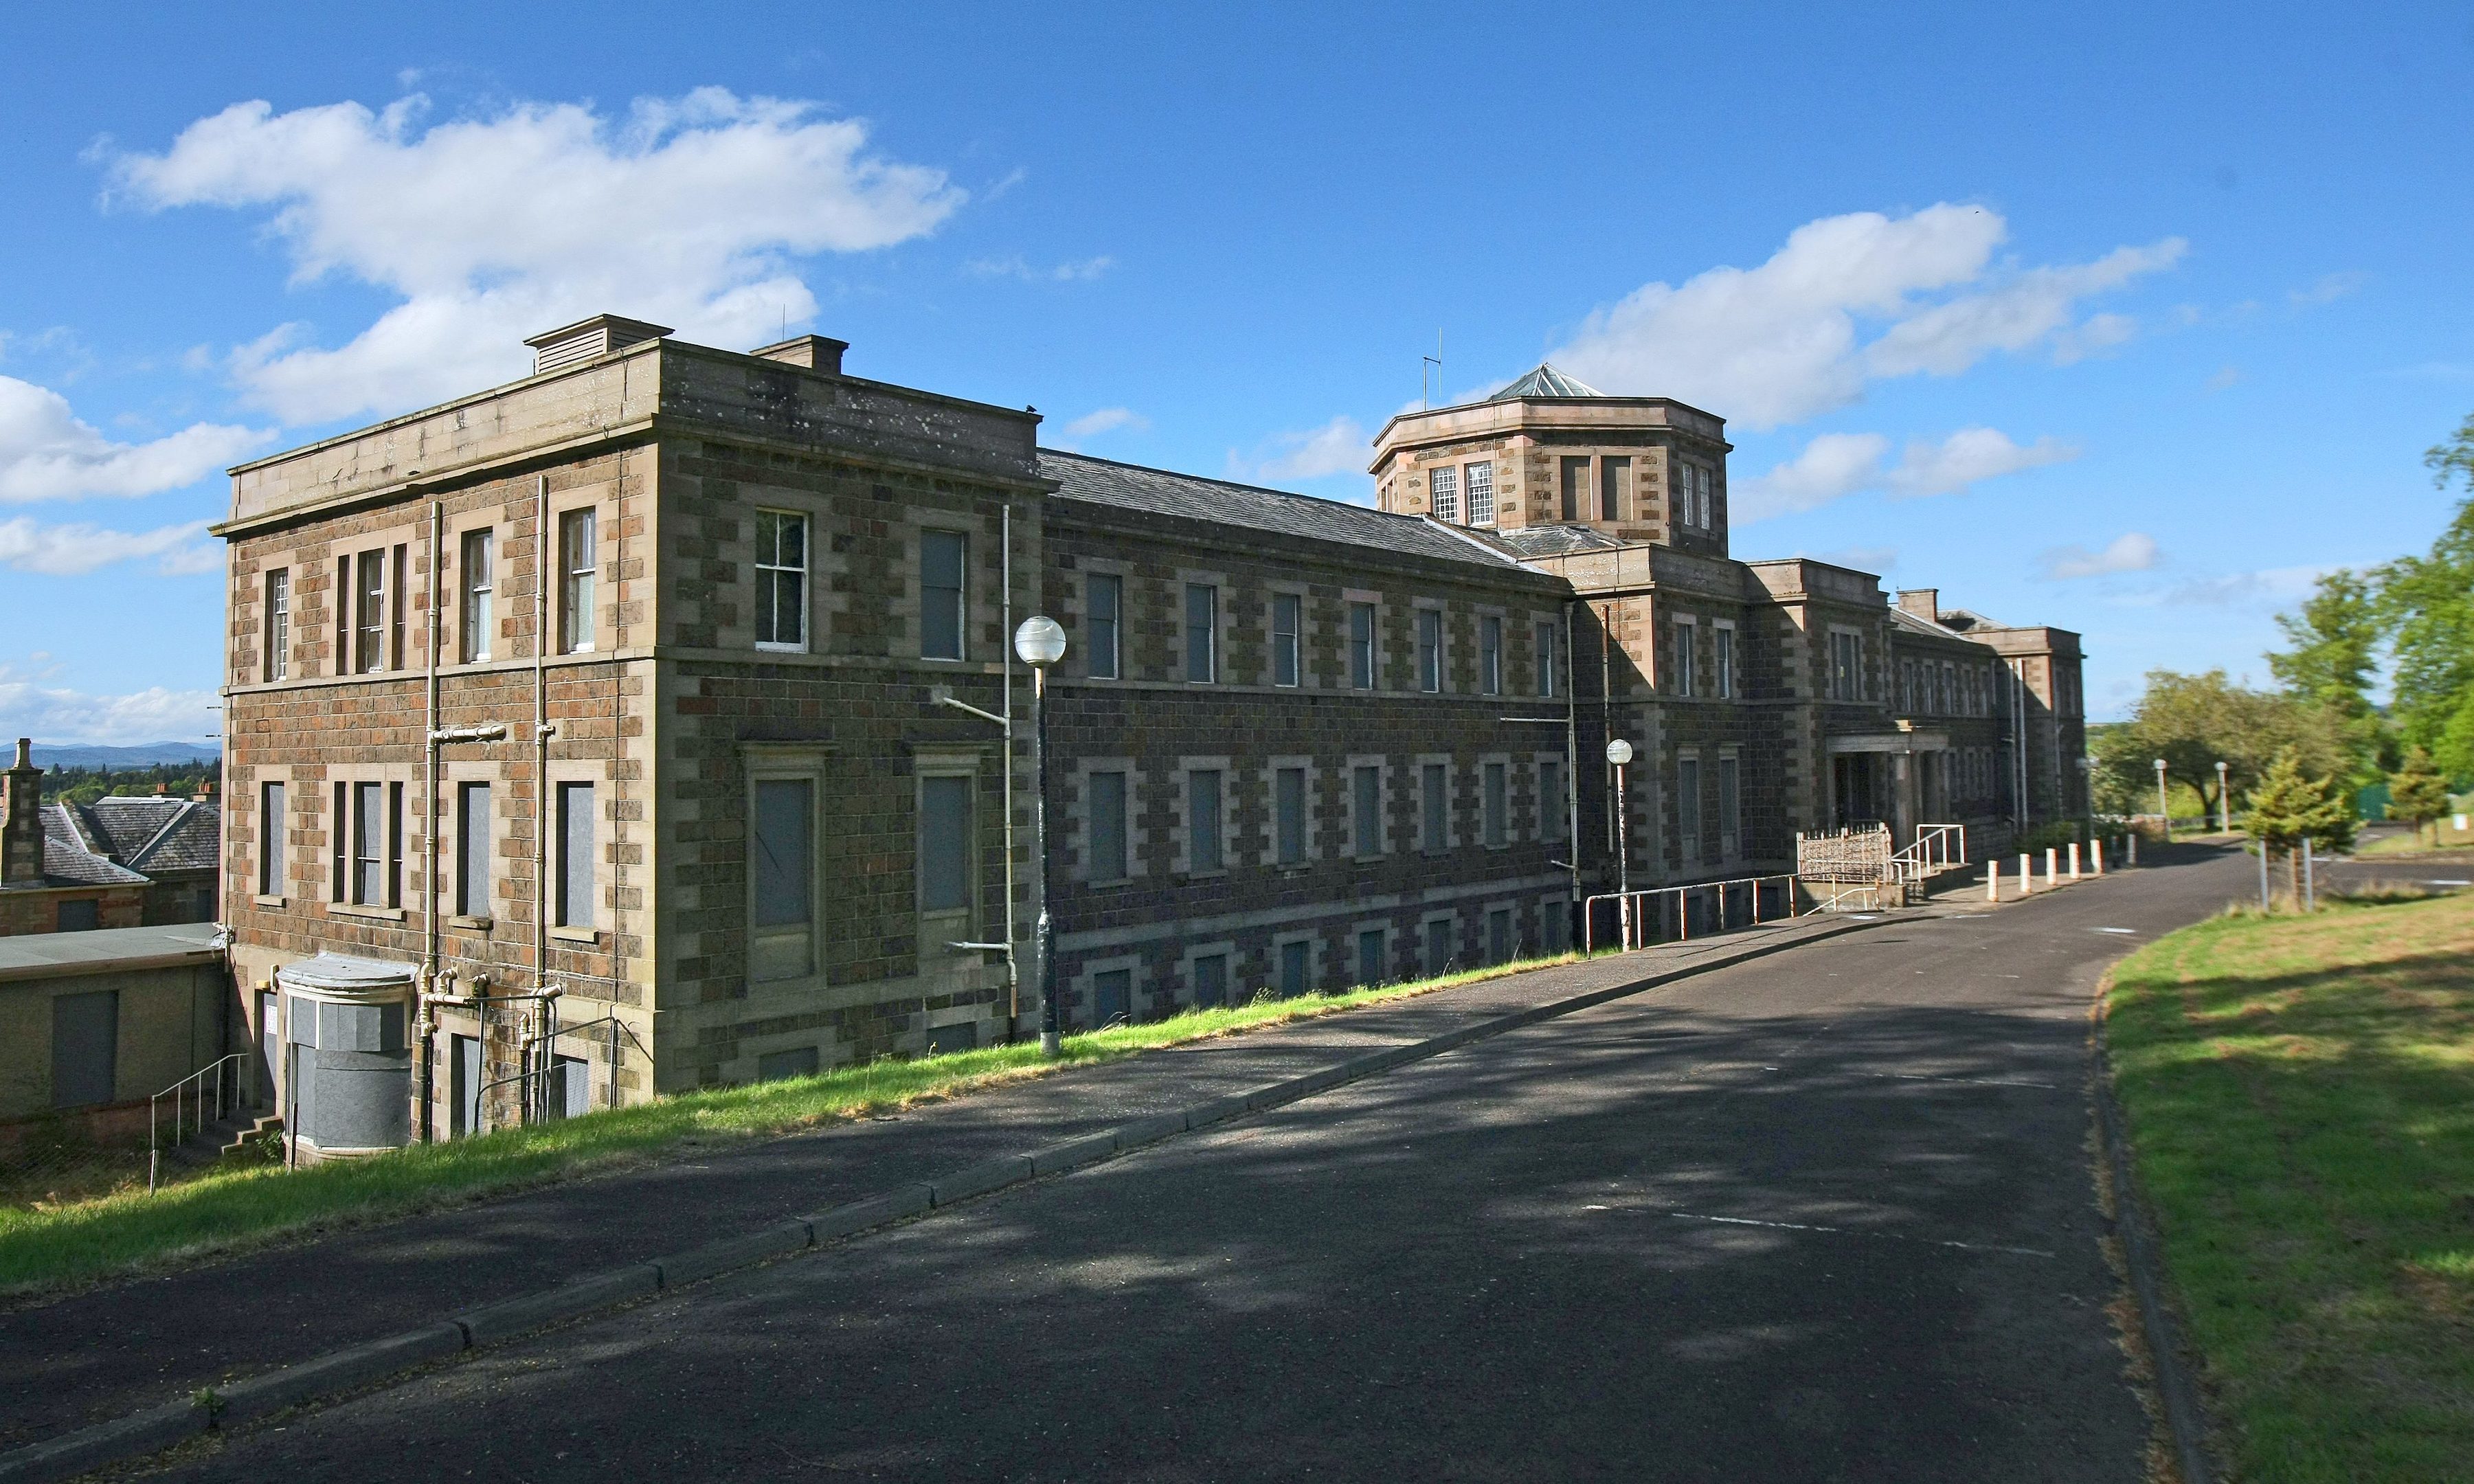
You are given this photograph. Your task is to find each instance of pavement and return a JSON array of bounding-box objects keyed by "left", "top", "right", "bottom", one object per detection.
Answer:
[
  {"left": 2, "top": 909, "right": 1869, "bottom": 1456},
  {"left": 85, "top": 840, "right": 2256, "bottom": 1483}
]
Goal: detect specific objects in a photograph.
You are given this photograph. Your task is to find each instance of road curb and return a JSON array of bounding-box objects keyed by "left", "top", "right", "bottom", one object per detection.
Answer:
[
  {"left": 2091, "top": 1027, "right": 2218, "bottom": 1484},
  {"left": 0, "top": 912, "right": 1878, "bottom": 1482}
]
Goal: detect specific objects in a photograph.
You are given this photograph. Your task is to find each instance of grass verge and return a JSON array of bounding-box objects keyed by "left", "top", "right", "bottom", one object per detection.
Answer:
[
  {"left": 2103, "top": 890, "right": 2474, "bottom": 1482},
  {"left": 1, "top": 954, "right": 1583, "bottom": 1298}
]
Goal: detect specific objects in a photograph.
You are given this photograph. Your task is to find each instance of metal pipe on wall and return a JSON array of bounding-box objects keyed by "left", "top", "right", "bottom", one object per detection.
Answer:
[
  {"left": 1000, "top": 501, "right": 1019, "bottom": 1037},
  {"left": 419, "top": 498, "right": 441, "bottom": 1143}
]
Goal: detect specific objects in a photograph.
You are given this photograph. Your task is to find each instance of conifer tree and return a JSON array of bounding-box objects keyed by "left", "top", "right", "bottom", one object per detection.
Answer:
[
  {"left": 2244, "top": 746, "right": 2358, "bottom": 902},
  {"left": 2387, "top": 745, "right": 2453, "bottom": 846}
]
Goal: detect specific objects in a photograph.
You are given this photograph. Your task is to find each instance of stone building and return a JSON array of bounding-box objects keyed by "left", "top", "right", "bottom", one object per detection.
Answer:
[
  {"left": 1, "top": 741, "right": 221, "bottom": 936},
  {"left": 213, "top": 323, "right": 2083, "bottom": 1145}
]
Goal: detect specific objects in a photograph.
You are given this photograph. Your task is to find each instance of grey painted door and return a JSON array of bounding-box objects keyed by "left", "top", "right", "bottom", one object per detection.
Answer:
[
  {"left": 49, "top": 990, "right": 117, "bottom": 1108},
  {"left": 451, "top": 1034, "right": 480, "bottom": 1136},
  {"left": 256, "top": 990, "right": 279, "bottom": 1108}
]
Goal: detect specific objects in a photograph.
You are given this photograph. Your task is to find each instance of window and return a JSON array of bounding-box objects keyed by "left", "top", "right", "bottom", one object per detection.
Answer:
[
  {"left": 1672, "top": 464, "right": 1695, "bottom": 527},
  {"left": 459, "top": 530, "right": 493, "bottom": 662},
  {"left": 1487, "top": 908, "right": 1511, "bottom": 965},
  {"left": 1092, "top": 969, "right": 1133, "bottom": 1028},
  {"left": 1424, "top": 917, "right": 1454, "bottom": 976},
  {"left": 558, "top": 509, "right": 596, "bottom": 655},
  {"left": 1356, "top": 928, "right": 1386, "bottom": 987},
  {"left": 1542, "top": 899, "right": 1568, "bottom": 954},
  {"left": 355, "top": 549, "right": 386, "bottom": 674},
  {"left": 754, "top": 511, "right": 807, "bottom": 651},
  {"left": 556, "top": 782, "right": 594, "bottom": 928},
  {"left": 1184, "top": 584, "right": 1218, "bottom": 683},
  {"left": 549, "top": 1055, "right": 592, "bottom": 1117},
  {"left": 1420, "top": 763, "right": 1448, "bottom": 852},
  {"left": 752, "top": 778, "right": 814, "bottom": 979},
  {"left": 49, "top": 990, "right": 117, "bottom": 1107},
  {"left": 1192, "top": 952, "right": 1230, "bottom": 1009},
  {"left": 1698, "top": 464, "right": 1715, "bottom": 528},
  {"left": 1560, "top": 457, "right": 1588, "bottom": 521},
  {"left": 1830, "top": 631, "right": 1863, "bottom": 701},
  {"left": 1478, "top": 616, "right": 1502, "bottom": 695},
  {"left": 1483, "top": 761, "right": 1507, "bottom": 848},
  {"left": 1430, "top": 465, "right": 1459, "bottom": 523},
  {"left": 1353, "top": 764, "right": 1384, "bottom": 857},
  {"left": 919, "top": 774, "right": 972, "bottom": 916},
  {"left": 1536, "top": 618, "right": 1560, "bottom": 697},
  {"left": 1279, "top": 939, "right": 1310, "bottom": 997},
  {"left": 1088, "top": 769, "right": 1129, "bottom": 882},
  {"left": 391, "top": 546, "right": 407, "bottom": 670},
  {"left": 56, "top": 899, "right": 99, "bottom": 932},
  {"left": 1719, "top": 756, "right": 1740, "bottom": 855},
  {"left": 352, "top": 781, "right": 386, "bottom": 906},
  {"left": 258, "top": 782, "right": 286, "bottom": 897},
  {"left": 1417, "top": 609, "right": 1443, "bottom": 693},
  {"left": 451, "top": 1034, "right": 480, "bottom": 1137},
  {"left": 1715, "top": 624, "right": 1735, "bottom": 700},
  {"left": 1187, "top": 769, "right": 1224, "bottom": 872},
  {"left": 454, "top": 783, "right": 489, "bottom": 917},
  {"left": 1275, "top": 766, "right": 1307, "bottom": 866},
  {"left": 1088, "top": 574, "right": 1121, "bottom": 679},
  {"left": 1347, "top": 603, "right": 1376, "bottom": 688},
  {"left": 1678, "top": 758, "right": 1702, "bottom": 860},
  {"left": 263, "top": 568, "right": 290, "bottom": 682},
  {"left": 1272, "top": 594, "right": 1301, "bottom": 686},
  {"left": 1673, "top": 618, "right": 1696, "bottom": 697},
  {"left": 1600, "top": 456, "right": 1630, "bottom": 522},
  {"left": 921, "top": 530, "right": 967, "bottom": 660},
  {"left": 1541, "top": 758, "right": 1566, "bottom": 842},
  {"left": 1465, "top": 461, "right": 1494, "bottom": 525}
]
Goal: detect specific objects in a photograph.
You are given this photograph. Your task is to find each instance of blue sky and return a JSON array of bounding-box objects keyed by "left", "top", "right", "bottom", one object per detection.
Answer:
[{"left": 3, "top": 1, "right": 2469, "bottom": 741}]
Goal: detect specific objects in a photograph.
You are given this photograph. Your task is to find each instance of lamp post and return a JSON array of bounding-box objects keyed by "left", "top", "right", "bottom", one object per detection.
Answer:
[
  {"left": 1606, "top": 737, "right": 1632, "bottom": 946},
  {"left": 2215, "top": 760, "right": 2230, "bottom": 833},
  {"left": 1014, "top": 616, "right": 1068, "bottom": 1055},
  {"left": 2154, "top": 758, "right": 2170, "bottom": 843}
]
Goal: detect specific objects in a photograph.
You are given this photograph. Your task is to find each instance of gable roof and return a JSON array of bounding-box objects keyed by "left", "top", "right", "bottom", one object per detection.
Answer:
[
  {"left": 1039, "top": 450, "right": 1534, "bottom": 573},
  {"left": 40, "top": 804, "right": 150, "bottom": 888},
  {"left": 1488, "top": 363, "right": 1603, "bottom": 401}
]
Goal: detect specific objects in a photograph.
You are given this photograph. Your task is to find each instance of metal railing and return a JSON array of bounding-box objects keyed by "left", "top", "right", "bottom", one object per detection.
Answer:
[
  {"left": 149, "top": 1052, "right": 248, "bottom": 1193},
  {"left": 471, "top": 1013, "right": 652, "bottom": 1132},
  {"left": 1889, "top": 822, "right": 1968, "bottom": 884},
  {"left": 1583, "top": 873, "right": 1802, "bottom": 954}
]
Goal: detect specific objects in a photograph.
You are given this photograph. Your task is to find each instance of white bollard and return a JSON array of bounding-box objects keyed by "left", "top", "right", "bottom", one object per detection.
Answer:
[
  {"left": 2127, "top": 832, "right": 2138, "bottom": 866},
  {"left": 2045, "top": 846, "right": 2058, "bottom": 887},
  {"left": 2092, "top": 837, "right": 2105, "bottom": 875},
  {"left": 2019, "top": 852, "right": 2033, "bottom": 893},
  {"left": 2069, "top": 842, "right": 2082, "bottom": 880},
  {"left": 1987, "top": 861, "right": 2001, "bottom": 902}
]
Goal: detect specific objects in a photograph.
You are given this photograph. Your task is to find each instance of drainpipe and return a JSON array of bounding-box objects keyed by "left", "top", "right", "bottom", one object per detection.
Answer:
[
  {"left": 535, "top": 475, "right": 554, "bottom": 994},
  {"left": 420, "top": 498, "right": 441, "bottom": 1143},
  {"left": 1562, "top": 598, "right": 1581, "bottom": 908},
  {"left": 1000, "top": 501, "right": 1019, "bottom": 1039}
]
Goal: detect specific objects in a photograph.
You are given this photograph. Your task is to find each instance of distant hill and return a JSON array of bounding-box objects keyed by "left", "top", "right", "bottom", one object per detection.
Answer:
[{"left": 28, "top": 742, "right": 223, "bottom": 769}]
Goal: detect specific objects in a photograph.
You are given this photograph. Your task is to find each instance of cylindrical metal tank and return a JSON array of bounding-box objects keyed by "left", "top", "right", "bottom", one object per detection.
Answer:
[{"left": 275, "top": 953, "right": 416, "bottom": 1160}]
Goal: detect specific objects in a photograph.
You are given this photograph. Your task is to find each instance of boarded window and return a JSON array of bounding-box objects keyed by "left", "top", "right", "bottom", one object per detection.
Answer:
[
  {"left": 556, "top": 782, "right": 596, "bottom": 929},
  {"left": 1087, "top": 573, "right": 1121, "bottom": 679},
  {"left": 1487, "top": 908, "right": 1511, "bottom": 964},
  {"left": 1719, "top": 756, "right": 1741, "bottom": 854},
  {"left": 921, "top": 530, "right": 967, "bottom": 660},
  {"left": 1678, "top": 758, "right": 1702, "bottom": 861},
  {"left": 1184, "top": 583, "right": 1217, "bottom": 683},
  {"left": 1353, "top": 765, "right": 1383, "bottom": 857},
  {"left": 1541, "top": 759, "right": 1566, "bottom": 842},
  {"left": 1272, "top": 593, "right": 1301, "bottom": 686},
  {"left": 460, "top": 528, "right": 494, "bottom": 662},
  {"left": 1191, "top": 952, "right": 1229, "bottom": 1008},
  {"left": 1088, "top": 769, "right": 1128, "bottom": 881},
  {"left": 451, "top": 1033, "right": 480, "bottom": 1136},
  {"left": 1092, "top": 969, "right": 1132, "bottom": 1028},
  {"left": 919, "top": 774, "right": 971, "bottom": 914},
  {"left": 754, "top": 510, "right": 807, "bottom": 650},
  {"left": 260, "top": 781, "right": 286, "bottom": 897},
  {"left": 549, "top": 1055, "right": 592, "bottom": 1118},
  {"left": 559, "top": 509, "right": 596, "bottom": 655},
  {"left": 1483, "top": 762, "right": 1507, "bottom": 848},
  {"left": 1356, "top": 928, "right": 1386, "bottom": 987},
  {"left": 752, "top": 778, "right": 813, "bottom": 980},
  {"left": 1424, "top": 918, "right": 1454, "bottom": 976},
  {"left": 455, "top": 783, "right": 488, "bottom": 917},
  {"left": 1274, "top": 766, "right": 1306, "bottom": 865},
  {"left": 1280, "top": 939, "right": 1310, "bottom": 997},
  {"left": 1188, "top": 769, "right": 1224, "bottom": 872},
  {"left": 1560, "top": 456, "right": 1588, "bottom": 522},
  {"left": 756, "top": 1046, "right": 820, "bottom": 1083},
  {"left": 1600, "top": 457, "right": 1630, "bottom": 521},
  {"left": 56, "top": 899, "right": 99, "bottom": 932},
  {"left": 50, "top": 990, "right": 117, "bottom": 1108},
  {"left": 1347, "top": 603, "right": 1375, "bottom": 688},
  {"left": 1420, "top": 763, "right": 1448, "bottom": 851}
]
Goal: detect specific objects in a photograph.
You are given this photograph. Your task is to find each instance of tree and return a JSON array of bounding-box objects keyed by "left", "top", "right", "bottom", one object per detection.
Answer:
[
  {"left": 2388, "top": 746, "right": 2452, "bottom": 846},
  {"left": 2373, "top": 418, "right": 2474, "bottom": 774},
  {"left": 2093, "top": 670, "right": 2352, "bottom": 823},
  {"left": 2267, "top": 570, "right": 2388, "bottom": 780},
  {"left": 2244, "top": 746, "right": 2357, "bottom": 903}
]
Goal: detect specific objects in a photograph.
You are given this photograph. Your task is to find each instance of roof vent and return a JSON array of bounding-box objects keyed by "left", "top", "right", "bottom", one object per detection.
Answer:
[
  {"left": 1488, "top": 363, "right": 1604, "bottom": 401},
  {"left": 523, "top": 315, "right": 674, "bottom": 376},
  {"left": 752, "top": 335, "right": 848, "bottom": 375}
]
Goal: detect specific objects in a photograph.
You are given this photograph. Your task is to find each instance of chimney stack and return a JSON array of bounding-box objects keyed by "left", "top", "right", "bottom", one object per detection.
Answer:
[
  {"left": 3, "top": 738, "right": 43, "bottom": 887},
  {"left": 752, "top": 335, "right": 848, "bottom": 376},
  {"left": 1895, "top": 589, "right": 1941, "bottom": 622}
]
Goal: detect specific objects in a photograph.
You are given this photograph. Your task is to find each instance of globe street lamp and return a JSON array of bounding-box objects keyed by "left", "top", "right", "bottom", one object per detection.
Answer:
[
  {"left": 1015, "top": 616, "right": 1068, "bottom": 1055},
  {"left": 2154, "top": 757, "right": 2170, "bottom": 843},
  {"left": 1605, "top": 737, "right": 1633, "bottom": 945},
  {"left": 2215, "top": 760, "right": 2230, "bottom": 833}
]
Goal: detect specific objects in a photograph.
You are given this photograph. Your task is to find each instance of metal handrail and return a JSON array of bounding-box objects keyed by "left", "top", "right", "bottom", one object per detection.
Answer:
[
  {"left": 149, "top": 1051, "right": 248, "bottom": 1193},
  {"left": 1887, "top": 822, "right": 1968, "bottom": 884},
  {"left": 1582, "top": 873, "right": 1801, "bottom": 954},
  {"left": 473, "top": 1014, "right": 651, "bottom": 1129}
]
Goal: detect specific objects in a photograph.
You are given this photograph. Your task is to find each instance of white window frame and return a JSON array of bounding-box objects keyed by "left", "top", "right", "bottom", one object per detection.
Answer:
[
  {"left": 915, "top": 754, "right": 981, "bottom": 938},
  {"left": 557, "top": 509, "right": 597, "bottom": 656},
  {"left": 919, "top": 527, "right": 969, "bottom": 663},
  {"left": 262, "top": 567, "right": 290, "bottom": 682},
  {"left": 753, "top": 509, "right": 810, "bottom": 653},
  {"left": 1713, "top": 620, "right": 1735, "bottom": 701},
  {"left": 1430, "top": 464, "right": 1459, "bottom": 524},
  {"left": 1464, "top": 460, "right": 1495, "bottom": 526},
  {"left": 1673, "top": 616, "right": 1696, "bottom": 698},
  {"left": 747, "top": 746, "right": 827, "bottom": 982},
  {"left": 458, "top": 527, "right": 495, "bottom": 664}
]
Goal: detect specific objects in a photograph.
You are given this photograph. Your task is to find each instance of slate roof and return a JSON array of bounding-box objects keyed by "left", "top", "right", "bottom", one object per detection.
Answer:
[
  {"left": 25, "top": 796, "right": 218, "bottom": 890},
  {"left": 40, "top": 804, "right": 150, "bottom": 888},
  {"left": 1488, "top": 363, "right": 1604, "bottom": 401},
  {"left": 1039, "top": 450, "right": 1533, "bottom": 573},
  {"left": 1474, "top": 524, "right": 1629, "bottom": 559}
]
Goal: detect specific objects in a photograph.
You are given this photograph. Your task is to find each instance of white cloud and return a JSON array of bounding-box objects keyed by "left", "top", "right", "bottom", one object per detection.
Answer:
[
  {"left": 0, "top": 517, "right": 217, "bottom": 575},
  {"left": 1059, "top": 406, "right": 1147, "bottom": 440},
  {"left": 1233, "top": 416, "right": 1371, "bottom": 484},
  {"left": 111, "top": 89, "right": 965, "bottom": 424},
  {"left": 1546, "top": 205, "right": 2184, "bottom": 429},
  {"left": 0, "top": 376, "right": 268, "bottom": 503},
  {"left": 1733, "top": 426, "right": 2075, "bottom": 521},
  {"left": 964, "top": 254, "right": 1112, "bottom": 282},
  {"left": 2037, "top": 531, "right": 2161, "bottom": 580},
  {"left": 0, "top": 671, "right": 220, "bottom": 746},
  {"left": 2289, "top": 271, "right": 2366, "bottom": 306}
]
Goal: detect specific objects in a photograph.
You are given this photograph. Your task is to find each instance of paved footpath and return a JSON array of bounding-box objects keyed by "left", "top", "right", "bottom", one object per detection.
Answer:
[
  {"left": 103, "top": 843, "right": 2252, "bottom": 1482},
  {"left": 3, "top": 907, "right": 1880, "bottom": 1453}
]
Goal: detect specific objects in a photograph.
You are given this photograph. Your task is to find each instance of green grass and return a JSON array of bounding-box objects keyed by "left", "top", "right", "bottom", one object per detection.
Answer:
[
  {"left": 0, "top": 954, "right": 1582, "bottom": 1298},
  {"left": 2356, "top": 818, "right": 2474, "bottom": 855},
  {"left": 2104, "top": 892, "right": 2474, "bottom": 1482}
]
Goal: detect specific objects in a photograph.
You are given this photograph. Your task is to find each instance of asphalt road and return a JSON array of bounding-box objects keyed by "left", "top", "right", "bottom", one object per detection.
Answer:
[{"left": 158, "top": 846, "right": 2256, "bottom": 1483}]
